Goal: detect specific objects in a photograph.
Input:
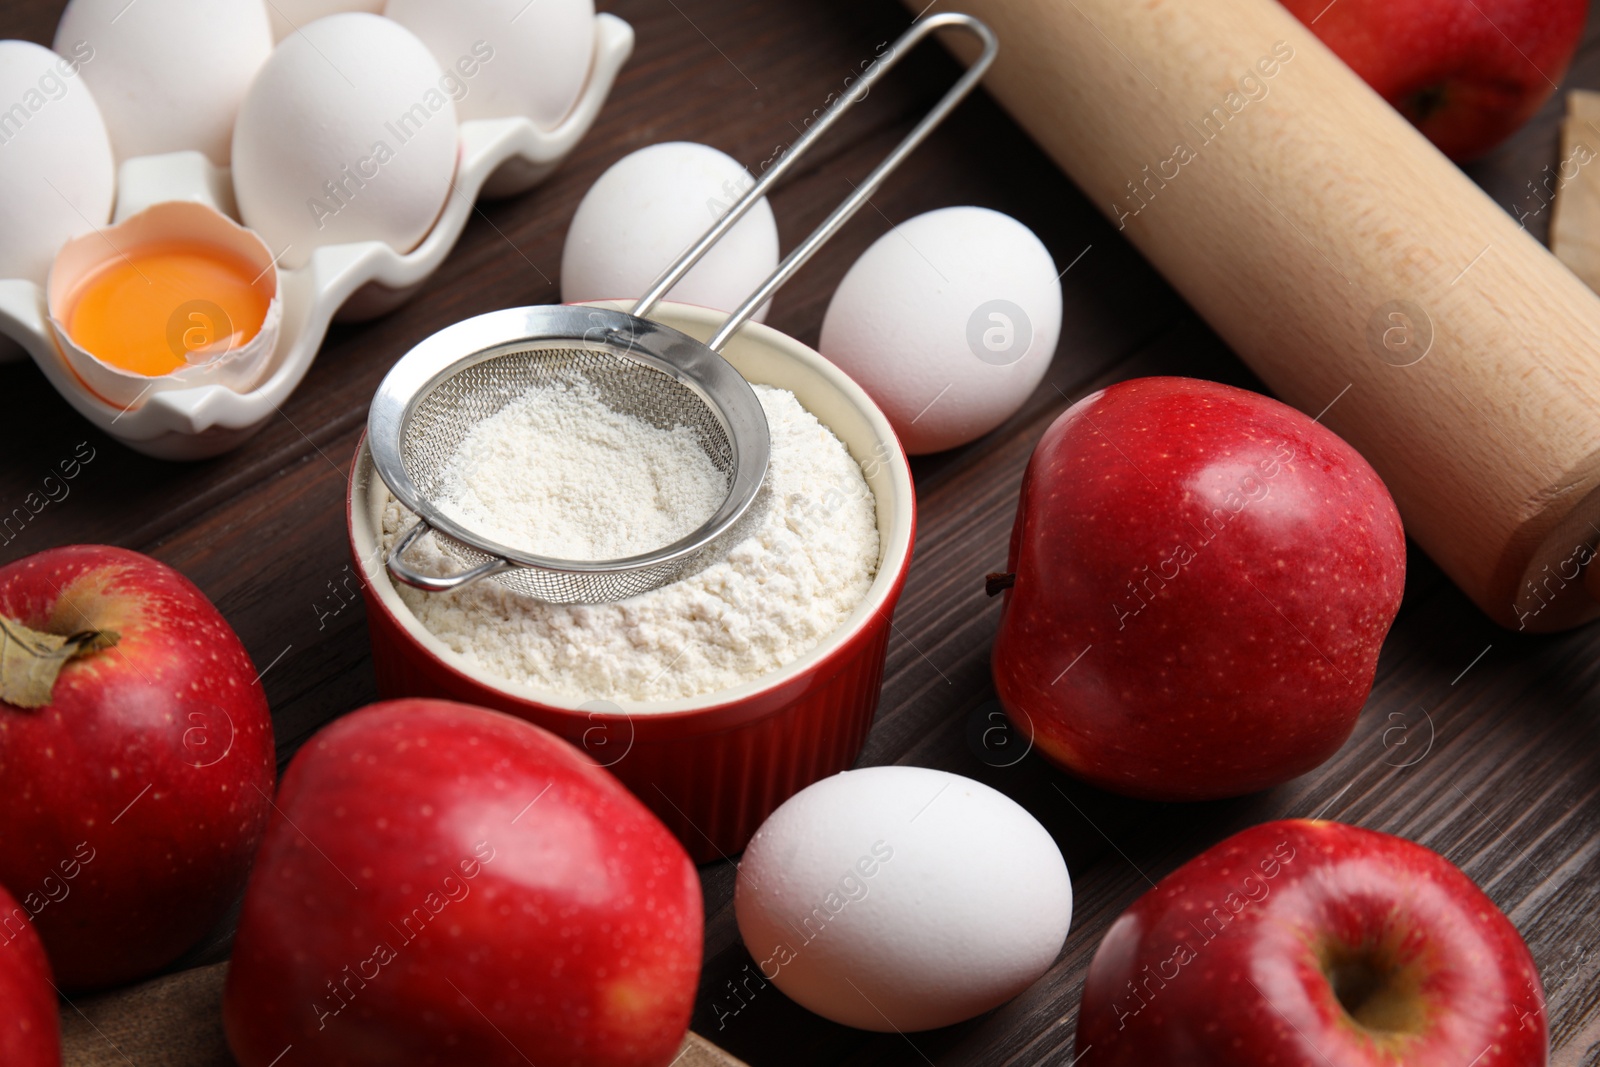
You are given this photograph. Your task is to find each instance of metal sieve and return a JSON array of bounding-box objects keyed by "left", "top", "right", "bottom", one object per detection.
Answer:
[{"left": 370, "top": 12, "right": 997, "bottom": 603}]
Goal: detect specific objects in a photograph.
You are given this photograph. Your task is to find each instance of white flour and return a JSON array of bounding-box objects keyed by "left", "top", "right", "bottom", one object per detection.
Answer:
[
  {"left": 436, "top": 375, "right": 727, "bottom": 560},
  {"left": 382, "top": 384, "right": 880, "bottom": 703}
]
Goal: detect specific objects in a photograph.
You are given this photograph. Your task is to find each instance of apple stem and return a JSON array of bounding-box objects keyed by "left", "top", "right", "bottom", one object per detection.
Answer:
[
  {"left": 0, "top": 615, "right": 120, "bottom": 710},
  {"left": 985, "top": 572, "right": 1017, "bottom": 596}
]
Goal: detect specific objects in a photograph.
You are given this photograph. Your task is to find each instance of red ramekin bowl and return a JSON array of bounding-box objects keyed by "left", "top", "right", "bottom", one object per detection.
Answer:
[{"left": 346, "top": 300, "right": 916, "bottom": 861}]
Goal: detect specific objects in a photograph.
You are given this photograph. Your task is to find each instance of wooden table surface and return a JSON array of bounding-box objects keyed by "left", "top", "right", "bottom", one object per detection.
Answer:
[{"left": 5, "top": 1, "right": 1600, "bottom": 1064}]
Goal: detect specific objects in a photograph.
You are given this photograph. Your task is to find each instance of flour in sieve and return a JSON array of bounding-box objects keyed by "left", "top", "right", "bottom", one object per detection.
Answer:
[
  {"left": 381, "top": 384, "right": 880, "bottom": 703},
  {"left": 434, "top": 375, "right": 728, "bottom": 560}
]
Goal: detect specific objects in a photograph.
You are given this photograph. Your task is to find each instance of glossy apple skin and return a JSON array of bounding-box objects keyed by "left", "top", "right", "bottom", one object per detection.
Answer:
[
  {"left": 0, "top": 544, "right": 276, "bottom": 990},
  {"left": 1280, "top": 0, "right": 1586, "bottom": 161},
  {"left": 993, "top": 378, "right": 1404, "bottom": 801},
  {"left": 1076, "top": 819, "right": 1547, "bottom": 1065},
  {"left": 0, "top": 880, "right": 61, "bottom": 1066},
  {"left": 223, "top": 699, "right": 704, "bottom": 1067}
]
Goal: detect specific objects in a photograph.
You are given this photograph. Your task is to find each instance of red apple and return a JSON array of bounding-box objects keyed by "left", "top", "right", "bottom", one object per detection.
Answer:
[
  {"left": 1076, "top": 819, "right": 1546, "bottom": 1065},
  {"left": 0, "top": 880, "right": 61, "bottom": 1066},
  {"left": 223, "top": 698, "right": 703, "bottom": 1067},
  {"left": 0, "top": 545, "right": 275, "bottom": 990},
  {"left": 1279, "top": 0, "right": 1586, "bottom": 161},
  {"left": 991, "top": 377, "right": 1404, "bottom": 801}
]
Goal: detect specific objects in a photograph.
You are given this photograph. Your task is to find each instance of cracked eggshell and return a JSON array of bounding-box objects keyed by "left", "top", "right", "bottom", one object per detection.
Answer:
[
  {"left": 47, "top": 200, "right": 282, "bottom": 408},
  {"left": 54, "top": 0, "right": 272, "bottom": 164},
  {"left": 734, "top": 765, "right": 1073, "bottom": 1032},
  {"left": 0, "top": 40, "right": 114, "bottom": 284},
  {"left": 232, "top": 13, "right": 459, "bottom": 270}
]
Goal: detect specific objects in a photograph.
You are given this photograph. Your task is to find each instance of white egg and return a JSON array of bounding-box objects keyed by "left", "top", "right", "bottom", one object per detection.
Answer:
[
  {"left": 561, "top": 142, "right": 778, "bottom": 320},
  {"left": 734, "top": 766, "right": 1072, "bottom": 1032},
  {"left": 0, "top": 40, "right": 114, "bottom": 284},
  {"left": 232, "top": 13, "right": 459, "bottom": 270},
  {"left": 385, "top": 0, "right": 594, "bottom": 130},
  {"left": 54, "top": 0, "right": 272, "bottom": 164},
  {"left": 820, "top": 206, "right": 1062, "bottom": 454},
  {"left": 265, "top": 0, "right": 384, "bottom": 43}
]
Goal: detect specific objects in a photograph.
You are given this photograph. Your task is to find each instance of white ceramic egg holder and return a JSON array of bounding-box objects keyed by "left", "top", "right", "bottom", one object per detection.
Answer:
[{"left": 0, "top": 14, "right": 633, "bottom": 462}]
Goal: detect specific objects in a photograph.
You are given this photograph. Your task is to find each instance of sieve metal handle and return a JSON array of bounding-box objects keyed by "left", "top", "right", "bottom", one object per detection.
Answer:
[
  {"left": 630, "top": 11, "right": 1000, "bottom": 352},
  {"left": 386, "top": 517, "right": 513, "bottom": 593}
]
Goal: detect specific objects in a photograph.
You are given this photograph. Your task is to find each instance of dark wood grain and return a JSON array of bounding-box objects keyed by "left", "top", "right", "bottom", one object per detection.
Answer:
[{"left": 3, "top": 2, "right": 1599, "bottom": 1065}]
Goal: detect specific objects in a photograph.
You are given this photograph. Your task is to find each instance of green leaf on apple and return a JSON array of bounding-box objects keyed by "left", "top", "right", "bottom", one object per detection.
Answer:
[{"left": 0, "top": 616, "right": 119, "bottom": 709}]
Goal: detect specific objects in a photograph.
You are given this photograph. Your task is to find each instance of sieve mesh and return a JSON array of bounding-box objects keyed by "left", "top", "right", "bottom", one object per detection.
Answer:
[{"left": 397, "top": 344, "right": 738, "bottom": 603}]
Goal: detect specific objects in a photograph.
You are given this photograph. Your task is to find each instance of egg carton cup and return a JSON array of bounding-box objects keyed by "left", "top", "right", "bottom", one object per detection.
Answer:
[{"left": 0, "top": 13, "right": 633, "bottom": 461}]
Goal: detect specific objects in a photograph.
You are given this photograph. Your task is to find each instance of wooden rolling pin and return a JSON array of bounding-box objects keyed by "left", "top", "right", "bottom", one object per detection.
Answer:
[{"left": 924, "top": 0, "right": 1600, "bottom": 632}]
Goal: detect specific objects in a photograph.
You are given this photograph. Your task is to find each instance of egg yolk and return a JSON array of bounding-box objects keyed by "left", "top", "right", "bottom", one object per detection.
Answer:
[{"left": 65, "top": 241, "right": 272, "bottom": 377}]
